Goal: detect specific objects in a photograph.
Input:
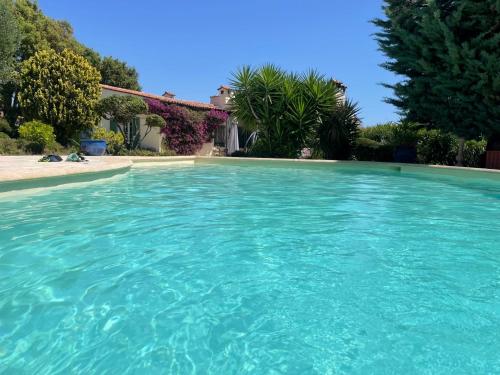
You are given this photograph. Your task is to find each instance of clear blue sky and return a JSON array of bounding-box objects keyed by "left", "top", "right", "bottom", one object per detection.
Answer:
[{"left": 38, "top": 0, "right": 400, "bottom": 126}]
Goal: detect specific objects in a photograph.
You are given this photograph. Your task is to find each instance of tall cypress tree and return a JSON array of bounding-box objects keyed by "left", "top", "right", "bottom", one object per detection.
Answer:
[{"left": 374, "top": 0, "right": 500, "bottom": 144}]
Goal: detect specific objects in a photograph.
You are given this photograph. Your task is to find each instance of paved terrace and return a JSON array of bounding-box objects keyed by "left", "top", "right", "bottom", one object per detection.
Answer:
[
  {"left": 0, "top": 155, "right": 133, "bottom": 182},
  {"left": 0, "top": 155, "right": 201, "bottom": 182}
]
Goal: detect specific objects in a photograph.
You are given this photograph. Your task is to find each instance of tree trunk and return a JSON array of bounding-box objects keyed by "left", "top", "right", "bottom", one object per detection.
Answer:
[{"left": 456, "top": 137, "right": 465, "bottom": 166}]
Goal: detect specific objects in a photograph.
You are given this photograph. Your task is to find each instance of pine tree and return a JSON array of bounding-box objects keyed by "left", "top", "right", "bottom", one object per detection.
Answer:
[{"left": 374, "top": 0, "right": 500, "bottom": 141}]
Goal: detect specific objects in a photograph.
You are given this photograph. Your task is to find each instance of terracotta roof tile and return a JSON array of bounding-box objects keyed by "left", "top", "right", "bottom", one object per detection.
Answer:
[{"left": 101, "top": 84, "right": 216, "bottom": 110}]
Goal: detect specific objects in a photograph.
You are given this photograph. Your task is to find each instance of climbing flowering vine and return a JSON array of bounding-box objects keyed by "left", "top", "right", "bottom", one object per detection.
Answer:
[{"left": 146, "top": 99, "right": 228, "bottom": 155}]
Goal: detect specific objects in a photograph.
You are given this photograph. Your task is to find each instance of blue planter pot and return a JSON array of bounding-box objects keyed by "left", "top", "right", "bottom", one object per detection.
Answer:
[
  {"left": 80, "top": 140, "right": 107, "bottom": 156},
  {"left": 393, "top": 146, "right": 416, "bottom": 163}
]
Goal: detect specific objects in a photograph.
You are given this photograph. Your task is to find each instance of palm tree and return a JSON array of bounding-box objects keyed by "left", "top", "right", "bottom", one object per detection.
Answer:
[
  {"left": 230, "top": 64, "right": 340, "bottom": 158},
  {"left": 318, "top": 99, "right": 361, "bottom": 160}
]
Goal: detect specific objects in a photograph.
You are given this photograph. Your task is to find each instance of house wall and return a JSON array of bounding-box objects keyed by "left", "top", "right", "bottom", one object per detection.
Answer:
[
  {"left": 211, "top": 89, "right": 233, "bottom": 148},
  {"left": 138, "top": 115, "right": 162, "bottom": 152}
]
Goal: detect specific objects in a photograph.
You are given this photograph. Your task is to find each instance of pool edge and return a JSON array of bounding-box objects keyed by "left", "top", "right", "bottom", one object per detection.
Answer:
[
  {"left": 0, "top": 165, "right": 131, "bottom": 193},
  {"left": 1, "top": 156, "right": 499, "bottom": 193}
]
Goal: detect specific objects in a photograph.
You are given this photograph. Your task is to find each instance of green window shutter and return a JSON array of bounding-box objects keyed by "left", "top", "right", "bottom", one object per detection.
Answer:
[{"left": 110, "top": 119, "right": 118, "bottom": 132}]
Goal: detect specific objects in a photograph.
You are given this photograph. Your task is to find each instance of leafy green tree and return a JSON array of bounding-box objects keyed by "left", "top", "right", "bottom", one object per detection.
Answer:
[
  {"left": 374, "top": 0, "right": 500, "bottom": 164},
  {"left": 2, "top": 0, "right": 141, "bottom": 123},
  {"left": 18, "top": 49, "right": 101, "bottom": 144},
  {"left": 99, "top": 57, "right": 141, "bottom": 90},
  {"left": 97, "top": 95, "right": 148, "bottom": 149},
  {"left": 318, "top": 99, "right": 361, "bottom": 160},
  {"left": 0, "top": 0, "right": 20, "bottom": 84},
  {"left": 13, "top": 0, "right": 86, "bottom": 61},
  {"left": 230, "top": 64, "right": 340, "bottom": 158}
]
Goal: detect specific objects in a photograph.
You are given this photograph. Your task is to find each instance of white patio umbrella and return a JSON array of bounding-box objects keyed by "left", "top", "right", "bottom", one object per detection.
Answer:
[{"left": 227, "top": 122, "right": 239, "bottom": 155}]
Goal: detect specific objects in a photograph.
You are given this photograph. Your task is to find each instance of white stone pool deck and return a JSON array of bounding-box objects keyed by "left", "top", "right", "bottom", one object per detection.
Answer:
[
  {"left": 0, "top": 155, "right": 133, "bottom": 182},
  {"left": 0, "top": 155, "right": 200, "bottom": 182}
]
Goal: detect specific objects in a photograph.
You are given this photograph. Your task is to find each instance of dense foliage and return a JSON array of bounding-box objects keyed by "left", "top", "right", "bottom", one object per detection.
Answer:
[
  {"left": 18, "top": 49, "right": 101, "bottom": 144},
  {"left": 10, "top": 0, "right": 140, "bottom": 87},
  {"left": 230, "top": 65, "right": 341, "bottom": 158},
  {"left": 0, "top": 136, "right": 27, "bottom": 155},
  {"left": 18, "top": 120, "right": 55, "bottom": 153},
  {"left": 356, "top": 122, "right": 487, "bottom": 167},
  {"left": 0, "top": 0, "right": 141, "bottom": 125},
  {"left": 373, "top": 0, "right": 500, "bottom": 139},
  {"left": 0, "top": 130, "right": 75, "bottom": 155},
  {"left": 92, "top": 127, "right": 124, "bottom": 155},
  {"left": 354, "top": 137, "right": 394, "bottom": 162},
  {"left": 117, "top": 148, "right": 176, "bottom": 157},
  {"left": 0, "top": 0, "right": 20, "bottom": 84},
  {"left": 99, "top": 57, "right": 141, "bottom": 90},
  {"left": 360, "top": 122, "right": 397, "bottom": 144},
  {"left": 0, "top": 118, "right": 12, "bottom": 136},
  {"left": 416, "top": 128, "right": 457, "bottom": 165}
]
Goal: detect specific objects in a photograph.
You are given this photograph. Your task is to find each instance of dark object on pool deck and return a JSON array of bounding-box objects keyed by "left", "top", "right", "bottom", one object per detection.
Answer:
[
  {"left": 38, "top": 154, "right": 63, "bottom": 162},
  {"left": 393, "top": 146, "right": 417, "bottom": 163},
  {"left": 80, "top": 139, "right": 107, "bottom": 156},
  {"left": 66, "top": 153, "right": 88, "bottom": 162}
]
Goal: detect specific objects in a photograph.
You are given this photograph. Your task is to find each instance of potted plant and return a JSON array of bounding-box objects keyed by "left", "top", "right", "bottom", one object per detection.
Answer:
[
  {"left": 485, "top": 133, "right": 500, "bottom": 169},
  {"left": 392, "top": 123, "right": 420, "bottom": 163},
  {"left": 80, "top": 138, "right": 107, "bottom": 156}
]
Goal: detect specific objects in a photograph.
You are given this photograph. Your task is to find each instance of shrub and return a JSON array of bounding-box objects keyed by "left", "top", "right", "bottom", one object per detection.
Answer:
[
  {"left": 145, "top": 114, "right": 166, "bottom": 129},
  {"left": 360, "top": 122, "right": 397, "bottom": 144},
  {"left": 37, "top": 141, "right": 76, "bottom": 155},
  {"left": 353, "top": 137, "right": 394, "bottom": 162},
  {"left": 463, "top": 139, "right": 487, "bottom": 168},
  {"left": 0, "top": 137, "right": 21, "bottom": 155},
  {"left": 0, "top": 118, "right": 12, "bottom": 136},
  {"left": 0, "top": 132, "right": 10, "bottom": 139},
  {"left": 0, "top": 137, "right": 33, "bottom": 155},
  {"left": 117, "top": 148, "right": 176, "bottom": 157},
  {"left": 18, "top": 120, "right": 56, "bottom": 153},
  {"left": 392, "top": 122, "right": 420, "bottom": 147},
  {"left": 416, "top": 129, "right": 458, "bottom": 165},
  {"left": 92, "top": 127, "right": 124, "bottom": 155}
]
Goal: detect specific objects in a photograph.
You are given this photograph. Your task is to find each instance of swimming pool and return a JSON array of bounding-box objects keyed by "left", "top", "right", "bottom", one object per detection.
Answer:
[{"left": 1, "top": 161, "right": 499, "bottom": 374}]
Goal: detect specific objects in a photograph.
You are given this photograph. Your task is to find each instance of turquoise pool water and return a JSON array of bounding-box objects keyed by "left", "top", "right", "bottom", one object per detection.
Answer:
[{"left": 1, "top": 162, "right": 500, "bottom": 374}]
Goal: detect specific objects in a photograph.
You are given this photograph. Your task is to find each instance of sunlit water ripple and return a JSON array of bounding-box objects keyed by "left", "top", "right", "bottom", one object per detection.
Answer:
[{"left": 0, "top": 163, "right": 500, "bottom": 374}]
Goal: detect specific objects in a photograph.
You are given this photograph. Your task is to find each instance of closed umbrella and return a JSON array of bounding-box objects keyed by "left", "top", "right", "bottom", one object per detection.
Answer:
[{"left": 227, "top": 123, "right": 239, "bottom": 155}]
